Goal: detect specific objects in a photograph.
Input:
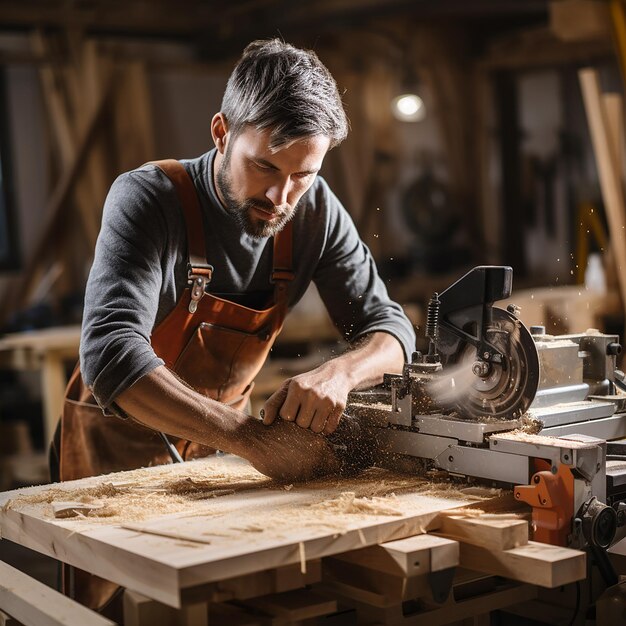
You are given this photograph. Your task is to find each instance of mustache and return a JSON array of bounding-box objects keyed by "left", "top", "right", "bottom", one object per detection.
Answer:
[{"left": 243, "top": 198, "right": 291, "bottom": 216}]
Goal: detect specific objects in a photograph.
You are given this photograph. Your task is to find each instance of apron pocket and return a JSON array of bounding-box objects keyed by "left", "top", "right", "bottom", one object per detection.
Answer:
[{"left": 173, "top": 322, "right": 273, "bottom": 403}]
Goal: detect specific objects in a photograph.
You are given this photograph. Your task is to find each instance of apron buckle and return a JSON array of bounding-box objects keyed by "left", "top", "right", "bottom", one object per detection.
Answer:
[{"left": 187, "top": 265, "right": 213, "bottom": 314}]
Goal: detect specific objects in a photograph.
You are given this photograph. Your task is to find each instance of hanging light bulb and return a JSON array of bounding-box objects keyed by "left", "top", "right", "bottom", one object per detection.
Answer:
[{"left": 392, "top": 93, "right": 425, "bottom": 122}]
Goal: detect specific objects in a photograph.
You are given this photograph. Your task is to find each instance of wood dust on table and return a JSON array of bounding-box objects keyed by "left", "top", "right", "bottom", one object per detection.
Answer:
[{"left": 1, "top": 456, "right": 503, "bottom": 537}]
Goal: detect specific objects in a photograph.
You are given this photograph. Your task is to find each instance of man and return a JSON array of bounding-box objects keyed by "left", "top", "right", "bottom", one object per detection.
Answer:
[{"left": 56, "top": 38, "right": 415, "bottom": 490}]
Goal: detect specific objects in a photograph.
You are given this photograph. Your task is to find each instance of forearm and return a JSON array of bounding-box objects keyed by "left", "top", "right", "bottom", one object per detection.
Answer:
[
  {"left": 331, "top": 331, "right": 405, "bottom": 390},
  {"left": 115, "top": 365, "right": 258, "bottom": 457},
  {"left": 115, "top": 365, "right": 342, "bottom": 480}
]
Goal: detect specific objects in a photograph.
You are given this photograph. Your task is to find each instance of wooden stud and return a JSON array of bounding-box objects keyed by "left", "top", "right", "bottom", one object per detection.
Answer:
[
  {"left": 435, "top": 513, "right": 528, "bottom": 551},
  {"left": 458, "top": 540, "right": 586, "bottom": 588},
  {"left": 0, "top": 560, "right": 114, "bottom": 626},
  {"left": 579, "top": 69, "right": 626, "bottom": 314},
  {"left": 331, "top": 534, "right": 459, "bottom": 577}
]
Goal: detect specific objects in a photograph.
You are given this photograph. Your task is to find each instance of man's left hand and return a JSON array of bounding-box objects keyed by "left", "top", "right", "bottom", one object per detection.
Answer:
[{"left": 262, "top": 365, "right": 351, "bottom": 434}]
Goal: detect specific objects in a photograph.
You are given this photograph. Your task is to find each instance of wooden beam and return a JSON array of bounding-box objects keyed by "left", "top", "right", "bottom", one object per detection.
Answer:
[
  {"left": 332, "top": 533, "right": 459, "bottom": 577},
  {"left": 435, "top": 513, "right": 528, "bottom": 551},
  {"left": 603, "top": 93, "right": 624, "bottom": 186},
  {"left": 579, "top": 69, "right": 626, "bottom": 313},
  {"left": 458, "top": 540, "right": 586, "bottom": 588},
  {"left": 0, "top": 561, "right": 115, "bottom": 626}
]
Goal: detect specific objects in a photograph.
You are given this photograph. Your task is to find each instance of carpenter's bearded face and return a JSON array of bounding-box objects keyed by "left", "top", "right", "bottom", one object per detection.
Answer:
[{"left": 214, "top": 125, "right": 330, "bottom": 239}]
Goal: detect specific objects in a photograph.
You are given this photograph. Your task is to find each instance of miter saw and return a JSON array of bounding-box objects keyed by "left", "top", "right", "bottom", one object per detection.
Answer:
[{"left": 347, "top": 266, "right": 626, "bottom": 560}]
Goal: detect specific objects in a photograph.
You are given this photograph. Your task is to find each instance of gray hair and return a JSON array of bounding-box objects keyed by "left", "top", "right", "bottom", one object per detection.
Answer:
[{"left": 221, "top": 39, "right": 349, "bottom": 150}]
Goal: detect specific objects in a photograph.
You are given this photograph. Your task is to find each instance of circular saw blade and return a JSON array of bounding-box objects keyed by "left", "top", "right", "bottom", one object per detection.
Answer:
[{"left": 448, "top": 307, "right": 539, "bottom": 420}]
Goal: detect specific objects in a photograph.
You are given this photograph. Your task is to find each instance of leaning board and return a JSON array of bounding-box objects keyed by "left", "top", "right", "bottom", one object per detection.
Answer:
[{"left": 0, "top": 456, "right": 517, "bottom": 608}]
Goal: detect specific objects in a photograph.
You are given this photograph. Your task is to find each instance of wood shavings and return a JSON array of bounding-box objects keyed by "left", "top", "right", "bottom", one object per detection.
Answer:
[
  {"left": 518, "top": 413, "right": 543, "bottom": 434},
  {"left": 5, "top": 459, "right": 270, "bottom": 525},
  {"left": 438, "top": 508, "right": 523, "bottom": 521},
  {"left": 53, "top": 501, "right": 106, "bottom": 519},
  {"left": 311, "top": 492, "right": 403, "bottom": 516}
]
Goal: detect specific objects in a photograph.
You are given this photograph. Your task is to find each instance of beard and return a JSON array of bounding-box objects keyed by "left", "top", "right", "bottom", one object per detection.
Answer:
[{"left": 216, "top": 147, "right": 297, "bottom": 239}]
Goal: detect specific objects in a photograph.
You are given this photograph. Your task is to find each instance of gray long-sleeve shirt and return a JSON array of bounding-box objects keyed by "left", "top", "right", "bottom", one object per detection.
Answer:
[{"left": 81, "top": 149, "right": 416, "bottom": 409}]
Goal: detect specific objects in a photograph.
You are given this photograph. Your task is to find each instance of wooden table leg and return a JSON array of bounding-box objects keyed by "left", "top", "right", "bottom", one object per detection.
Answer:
[{"left": 40, "top": 351, "right": 67, "bottom": 446}]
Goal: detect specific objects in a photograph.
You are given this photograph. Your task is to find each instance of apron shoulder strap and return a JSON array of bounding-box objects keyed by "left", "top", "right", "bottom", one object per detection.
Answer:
[
  {"left": 149, "top": 159, "right": 212, "bottom": 279},
  {"left": 271, "top": 220, "right": 294, "bottom": 310},
  {"left": 272, "top": 220, "right": 294, "bottom": 283}
]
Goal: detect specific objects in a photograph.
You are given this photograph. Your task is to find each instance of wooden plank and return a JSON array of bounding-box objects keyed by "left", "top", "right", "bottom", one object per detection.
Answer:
[
  {"left": 0, "top": 457, "right": 494, "bottom": 609},
  {"left": 435, "top": 513, "right": 528, "bottom": 551},
  {"left": 579, "top": 69, "right": 626, "bottom": 313},
  {"left": 603, "top": 93, "right": 624, "bottom": 176},
  {"left": 332, "top": 534, "right": 459, "bottom": 577},
  {"left": 0, "top": 561, "right": 114, "bottom": 626},
  {"left": 458, "top": 540, "right": 586, "bottom": 588}
]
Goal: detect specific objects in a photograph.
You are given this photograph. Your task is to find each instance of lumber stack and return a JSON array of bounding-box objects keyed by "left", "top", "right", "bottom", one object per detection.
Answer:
[{"left": 320, "top": 510, "right": 584, "bottom": 625}]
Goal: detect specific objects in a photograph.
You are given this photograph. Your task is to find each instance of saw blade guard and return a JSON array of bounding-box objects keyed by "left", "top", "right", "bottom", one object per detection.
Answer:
[{"left": 435, "top": 306, "right": 539, "bottom": 420}]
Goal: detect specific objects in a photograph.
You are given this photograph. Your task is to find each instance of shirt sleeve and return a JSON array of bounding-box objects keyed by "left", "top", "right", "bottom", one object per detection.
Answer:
[
  {"left": 312, "top": 181, "right": 416, "bottom": 361},
  {"left": 80, "top": 168, "right": 176, "bottom": 409}
]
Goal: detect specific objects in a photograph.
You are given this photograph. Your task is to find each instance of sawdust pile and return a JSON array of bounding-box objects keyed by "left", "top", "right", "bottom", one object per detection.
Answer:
[
  {"left": 311, "top": 492, "right": 403, "bottom": 516},
  {"left": 3, "top": 460, "right": 270, "bottom": 524},
  {"left": 3, "top": 460, "right": 502, "bottom": 530}
]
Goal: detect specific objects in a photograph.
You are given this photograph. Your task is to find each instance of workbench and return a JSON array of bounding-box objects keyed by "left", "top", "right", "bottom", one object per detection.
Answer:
[
  {"left": 0, "top": 325, "right": 80, "bottom": 445},
  {"left": 0, "top": 455, "right": 587, "bottom": 625}
]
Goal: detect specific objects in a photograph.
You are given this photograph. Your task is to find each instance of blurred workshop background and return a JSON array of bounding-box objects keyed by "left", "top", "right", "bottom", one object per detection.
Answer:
[{"left": 0, "top": 0, "right": 624, "bottom": 486}]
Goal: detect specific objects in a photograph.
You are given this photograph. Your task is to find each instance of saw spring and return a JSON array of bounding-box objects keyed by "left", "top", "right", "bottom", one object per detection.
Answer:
[{"left": 426, "top": 292, "right": 440, "bottom": 341}]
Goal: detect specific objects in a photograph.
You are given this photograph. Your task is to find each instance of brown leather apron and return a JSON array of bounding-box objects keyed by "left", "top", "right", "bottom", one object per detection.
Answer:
[{"left": 55, "top": 159, "right": 293, "bottom": 611}]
